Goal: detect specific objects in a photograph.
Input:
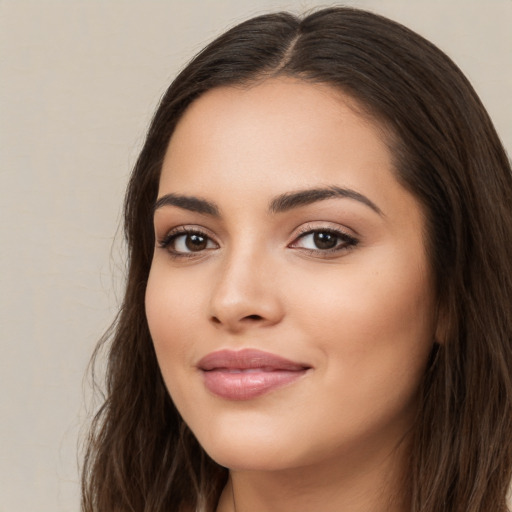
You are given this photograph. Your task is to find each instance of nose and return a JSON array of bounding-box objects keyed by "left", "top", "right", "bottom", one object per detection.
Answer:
[{"left": 209, "top": 248, "right": 285, "bottom": 333}]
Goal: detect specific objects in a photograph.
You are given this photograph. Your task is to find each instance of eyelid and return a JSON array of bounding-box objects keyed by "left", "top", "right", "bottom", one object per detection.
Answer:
[
  {"left": 288, "top": 222, "right": 359, "bottom": 255},
  {"left": 291, "top": 221, "right": 357, "bottom": 240},
  {"left": 157, "top": 224, "right": 217, "bottom": 243},
  {"left": 157, "top": 225, "right": 220, "bottom": 257},
  {"left": 155, "top": 222, "right": 359, "bottom": 259}
]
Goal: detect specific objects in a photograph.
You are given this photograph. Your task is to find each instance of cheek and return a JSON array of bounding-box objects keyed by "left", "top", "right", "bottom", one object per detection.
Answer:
[
  {"left": 145, "top": 264, "right": 202, "bottom": 386},
  {"left": 311, "top": 241, "right": 431, "bottom": 333},
  {"left": 287, "top": 264, "right": 434, "bottom": 454},
  {"left": 292, "top": 250, "right": 435, "bottom": 396}
]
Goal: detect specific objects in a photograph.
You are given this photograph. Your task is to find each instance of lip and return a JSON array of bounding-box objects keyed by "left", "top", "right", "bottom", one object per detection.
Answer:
[{"left": 197, "top": 349, "right": 311, "bottom": 400}]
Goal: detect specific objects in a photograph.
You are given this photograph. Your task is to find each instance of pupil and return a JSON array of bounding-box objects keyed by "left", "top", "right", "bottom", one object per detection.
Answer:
[
  {"left": 314, "top": 232, "right": 337, "bottom": 249},
  {"left": 186, "top": 234, "right": 207, "bottom": 251}
]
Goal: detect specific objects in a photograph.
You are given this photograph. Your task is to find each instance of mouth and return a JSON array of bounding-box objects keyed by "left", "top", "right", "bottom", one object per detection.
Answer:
[{"left": 197, "top": 349, "right": 311, "bottom": 401}]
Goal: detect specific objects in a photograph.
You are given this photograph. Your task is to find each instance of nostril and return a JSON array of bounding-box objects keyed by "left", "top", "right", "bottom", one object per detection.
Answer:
[
  {"left": 210, "top": 313, "right": 264, "bottom": 327},
  {"left": 243, "top": 314, "right": 263, "bottom": 321}
]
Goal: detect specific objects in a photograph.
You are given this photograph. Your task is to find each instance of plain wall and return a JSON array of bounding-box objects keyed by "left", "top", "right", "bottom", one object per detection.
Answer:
[{"left": 1, "top": 1, "right": 511, "bottom": 511}]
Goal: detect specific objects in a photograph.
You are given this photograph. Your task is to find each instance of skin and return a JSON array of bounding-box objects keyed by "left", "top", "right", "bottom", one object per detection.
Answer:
[{"left": 146, "top": 78, "right": 437, "bottom": 512}]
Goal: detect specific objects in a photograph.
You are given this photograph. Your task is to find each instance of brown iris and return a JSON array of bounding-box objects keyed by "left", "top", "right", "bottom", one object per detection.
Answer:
[
  {"left": 313, "top": 232, "right": 338, "bottom": 250},
  {"left": 186, "top": 233, "right": 208, "bottom": 251}
]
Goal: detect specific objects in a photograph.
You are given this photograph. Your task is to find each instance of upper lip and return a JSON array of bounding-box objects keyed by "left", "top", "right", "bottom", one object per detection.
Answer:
[{"left": 197, "top": 348, "right": 310, "bottom": 371}]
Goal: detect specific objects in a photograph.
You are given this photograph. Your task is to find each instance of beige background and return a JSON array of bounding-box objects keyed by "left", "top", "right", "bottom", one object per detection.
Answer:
[{"left": 1, "top": 1, "right": 511, "bottom": 511}]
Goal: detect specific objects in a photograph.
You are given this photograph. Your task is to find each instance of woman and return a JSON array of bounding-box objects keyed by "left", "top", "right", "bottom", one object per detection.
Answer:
[{"left": 82, "top": 7, "right": 512, "bottom": 512}]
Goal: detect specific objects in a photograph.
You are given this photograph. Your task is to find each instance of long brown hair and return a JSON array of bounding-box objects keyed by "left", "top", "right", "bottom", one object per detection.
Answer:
[{"left": 82, "top": 7, "right": 512, "bottom": 512}]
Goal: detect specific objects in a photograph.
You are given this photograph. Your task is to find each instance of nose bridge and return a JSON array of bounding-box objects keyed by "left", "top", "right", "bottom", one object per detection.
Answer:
[{"left": 209, "top": 236, "right": 283, "bottom": 330}]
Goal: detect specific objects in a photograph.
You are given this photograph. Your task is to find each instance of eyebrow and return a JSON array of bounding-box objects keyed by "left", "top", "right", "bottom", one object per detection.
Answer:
[
  {"left": 154, "top": 193, "right": 220, "bottom": 217},
  {"left": 153, "top": 186, "right": 382, "bottom": 217},
  {"left": 269, "top": 186, "right": 383, "bottom": 215}
]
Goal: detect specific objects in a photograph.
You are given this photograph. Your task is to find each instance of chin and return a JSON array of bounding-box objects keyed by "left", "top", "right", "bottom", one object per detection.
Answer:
[
  {"left": 203, "top": 440, "right": 301, "bottom": 472},
  {"left": 189, "top": 414, "right": 309, "bottom": 472}
]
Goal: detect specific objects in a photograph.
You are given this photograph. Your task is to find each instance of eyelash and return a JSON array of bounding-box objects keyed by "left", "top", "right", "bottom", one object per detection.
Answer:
[
  {"left": 292, "top": 225, "right": 359, "bottom": 256},
  {"left": 158, "top": 225, "right": 359, "bottom": 259},
  {"left": 158, "top": 227, "right": 217, "bottom": 259}
]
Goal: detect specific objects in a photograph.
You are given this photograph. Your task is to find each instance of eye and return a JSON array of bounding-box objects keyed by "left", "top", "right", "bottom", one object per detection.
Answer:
[
  {"left": 159, "top": 228, "right": 218, "bottom": 256},
  {"left": 290, "top": 227, "right": 358, "bottom": 254}
]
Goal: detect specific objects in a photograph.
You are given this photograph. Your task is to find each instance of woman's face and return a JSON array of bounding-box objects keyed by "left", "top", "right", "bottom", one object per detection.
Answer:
[{"left": 146, "top": 78, "right": 436, "bottom": 472}]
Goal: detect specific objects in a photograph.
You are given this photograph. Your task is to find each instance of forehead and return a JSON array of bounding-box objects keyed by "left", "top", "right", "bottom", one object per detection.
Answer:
[{"left": 161, "top": 78, "right": 396, "bottom": 198}]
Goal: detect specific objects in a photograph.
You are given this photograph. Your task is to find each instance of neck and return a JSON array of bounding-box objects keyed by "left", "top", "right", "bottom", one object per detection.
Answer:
[{"left": 216, "top": 436, "right": 411, "bottom": 512}]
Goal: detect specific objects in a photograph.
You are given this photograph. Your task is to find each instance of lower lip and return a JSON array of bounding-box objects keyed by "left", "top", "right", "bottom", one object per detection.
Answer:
[{"left": 202, "top": 369, "right": 307, "bottom": 400}]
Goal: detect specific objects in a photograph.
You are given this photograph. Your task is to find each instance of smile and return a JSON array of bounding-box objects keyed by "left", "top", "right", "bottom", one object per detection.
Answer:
[{"left": 197, "top": 349, "right": 311, "bottom": 400}]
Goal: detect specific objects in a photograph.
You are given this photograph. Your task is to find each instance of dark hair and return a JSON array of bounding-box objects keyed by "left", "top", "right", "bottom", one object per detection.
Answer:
[{"left": 82, "top": 7, "right": 512, "bottom": 512}]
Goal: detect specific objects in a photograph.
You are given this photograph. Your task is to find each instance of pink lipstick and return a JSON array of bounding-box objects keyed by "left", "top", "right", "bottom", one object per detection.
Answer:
[{"left": 197, "top": 349, "right": 310, "bottom": 400}]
